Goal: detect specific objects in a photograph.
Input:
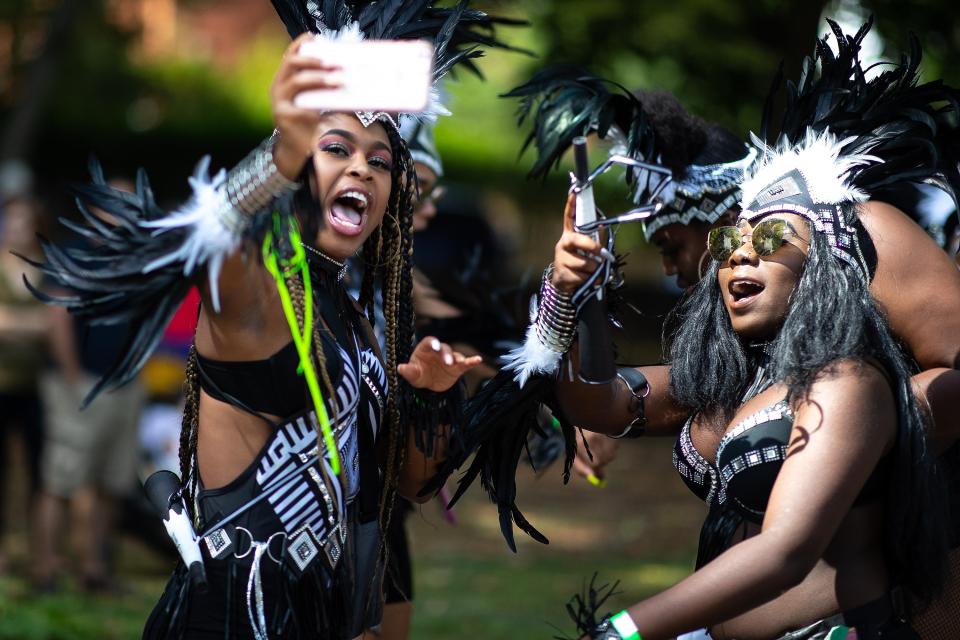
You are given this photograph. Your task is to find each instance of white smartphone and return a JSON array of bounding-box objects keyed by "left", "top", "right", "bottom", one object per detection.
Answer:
[{"left": 294, "top": 38, "right": 435, "bottom": 113}]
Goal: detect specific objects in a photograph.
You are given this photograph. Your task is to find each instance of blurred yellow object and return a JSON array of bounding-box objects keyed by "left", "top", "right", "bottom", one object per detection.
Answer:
[
  {"left": 586, "top": 474, "right": 607, "bottom": 488},
  {"left": 142, "top": 353, "right": 187, "bottom": 399}
]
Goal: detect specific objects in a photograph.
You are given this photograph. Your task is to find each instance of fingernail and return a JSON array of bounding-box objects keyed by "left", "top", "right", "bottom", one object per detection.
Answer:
[
  {"left": 430, "top": 338, "right": 441, "bottom": 351},
  {"left": 586, "top": 474, "right": 607, "bottom": 488},
  {"left": 443, "top": 354, "right": 454, "bottom": 366}
]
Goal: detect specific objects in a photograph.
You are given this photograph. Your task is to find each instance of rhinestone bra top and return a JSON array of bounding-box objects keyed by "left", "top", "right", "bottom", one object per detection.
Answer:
[{"left": 672, "top": 400, "right": 794, "bottom": 522}]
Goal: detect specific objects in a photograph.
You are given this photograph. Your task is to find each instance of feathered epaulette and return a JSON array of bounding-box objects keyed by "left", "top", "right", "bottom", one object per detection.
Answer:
[
  {"left": 269, "top": 0, "right": 529, "bottom": 81},
  {"left": 759, "top": 16, "right": 960, "bottom": 210},
  {"left": 504, "top": 65, "right": 654, "bottom": 180},
  {"left": 20, "top": 159, "right": 210, "bottom": 407}
]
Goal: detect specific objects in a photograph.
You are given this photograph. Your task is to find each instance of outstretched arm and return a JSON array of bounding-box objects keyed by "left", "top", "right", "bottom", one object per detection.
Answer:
[{"left": 396, "top": 336, "right": 482, "bottom": 502}]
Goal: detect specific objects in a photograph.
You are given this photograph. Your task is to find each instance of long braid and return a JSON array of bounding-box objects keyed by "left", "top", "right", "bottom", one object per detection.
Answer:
[
  {"left": 177, "top": 344, "right": 201, "bottom": 518},
  {"left": 350, "top": 126, "right": 415, "bottom": 602}
]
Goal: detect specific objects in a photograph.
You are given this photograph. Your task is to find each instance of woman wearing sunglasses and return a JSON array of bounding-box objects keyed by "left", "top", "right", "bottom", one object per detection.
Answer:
[
  {"left": 550, "top": 133, "right": 948, "bottom": 640},
  {"left": 530, "top": 22, "right": 960, "bottom": 640}
]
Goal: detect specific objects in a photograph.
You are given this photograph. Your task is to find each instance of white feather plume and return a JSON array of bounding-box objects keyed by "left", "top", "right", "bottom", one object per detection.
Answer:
[
  {"left": 740, "top": 129, "right": 879, "bottom": 208},
  {"left": 319, "top": 20, "right": 365, "bottom": 42},
  {"left": 501, "top": 299, "right": 564, "bottom": 387},
  {"left": 141, "top": 157, "right": 241, "bottom": 313}
]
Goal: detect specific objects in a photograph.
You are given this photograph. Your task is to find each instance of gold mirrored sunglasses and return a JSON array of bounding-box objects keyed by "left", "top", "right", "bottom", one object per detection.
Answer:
[{"left": 707, "top": 218, "right": 808, "bottom": 263}]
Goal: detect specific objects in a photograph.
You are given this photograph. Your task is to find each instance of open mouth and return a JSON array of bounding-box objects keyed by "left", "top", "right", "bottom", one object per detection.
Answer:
[
  {"left": 728, "top": 278, "right": 765, "bottom": 307},
  {"left": 327, "top": 188, "right": 370, "bottom": 236}
]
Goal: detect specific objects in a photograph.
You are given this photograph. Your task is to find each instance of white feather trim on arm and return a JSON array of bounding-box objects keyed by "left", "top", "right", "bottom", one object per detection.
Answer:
[
  {"left": 502, "top": 300, "right": 565, "bottom": 388},
  {"left": 141, "top": 157, "right": 244, "bottom": 313}
]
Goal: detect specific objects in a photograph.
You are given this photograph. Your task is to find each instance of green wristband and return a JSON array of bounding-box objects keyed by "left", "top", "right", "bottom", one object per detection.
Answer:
[{"left": 610, "top": 610, "right": 641, "bottom": 640}]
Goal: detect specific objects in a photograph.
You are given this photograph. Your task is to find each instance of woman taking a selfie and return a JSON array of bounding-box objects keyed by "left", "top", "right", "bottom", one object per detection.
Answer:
[{"left": 25, "top": 3, "right": 519, "bottom": 639}]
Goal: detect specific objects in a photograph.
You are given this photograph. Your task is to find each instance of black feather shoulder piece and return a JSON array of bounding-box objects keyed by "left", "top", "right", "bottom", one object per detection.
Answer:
[
  {"left": 503, "top": 65, "right": 654, "bottom": 180},
  {"left": 21, "top": 158, "right": 205, "bottom": 407},
  {"left": 759, "top": 17, "right": 960, "bottom": 208}
]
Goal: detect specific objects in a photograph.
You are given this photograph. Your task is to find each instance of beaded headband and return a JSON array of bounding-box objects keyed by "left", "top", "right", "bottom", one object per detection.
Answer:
[
  {"left": 738, "top": 129, "right": 878, "bottom": 280},
  {"left": 640, "top": 146, "right": 757, "bottom": 239}
]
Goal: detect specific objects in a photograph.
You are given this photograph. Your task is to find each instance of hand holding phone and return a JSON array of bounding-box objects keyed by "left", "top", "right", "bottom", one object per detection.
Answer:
[{"left": 294, "top": 38, "right": 435, "bottom": 113}]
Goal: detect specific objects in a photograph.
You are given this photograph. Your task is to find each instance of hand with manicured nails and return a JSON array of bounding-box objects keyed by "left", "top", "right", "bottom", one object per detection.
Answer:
[
  {"left": 270, "top": 33, "right": 343, "bottom": 180},
  {"left": 552, "top": 192, "right": 604, "bottom": 295},
  {"left": 398, "top": 336, "right": 483, "bottom": 392}
]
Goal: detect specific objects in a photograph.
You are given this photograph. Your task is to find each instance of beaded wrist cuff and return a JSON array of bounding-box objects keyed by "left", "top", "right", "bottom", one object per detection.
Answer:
[{"left": 218, "top": 134, "right": 300, "bottom": 233}]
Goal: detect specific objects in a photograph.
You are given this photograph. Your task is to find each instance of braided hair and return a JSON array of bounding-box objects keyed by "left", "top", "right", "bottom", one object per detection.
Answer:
[{"left": 177, "top": 120, "right": 418, "bottom": 537}]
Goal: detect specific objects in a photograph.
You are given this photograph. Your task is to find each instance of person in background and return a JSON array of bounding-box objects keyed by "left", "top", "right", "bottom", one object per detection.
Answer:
[
  {"left": 0, "top": 187, "right": 49, "bottom": 576},
  {"left": 33, "top": 178, "right": 145, "bottom": 592}
]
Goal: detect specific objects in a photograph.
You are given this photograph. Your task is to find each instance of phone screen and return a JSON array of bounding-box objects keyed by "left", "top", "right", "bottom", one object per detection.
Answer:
[{"left": 295, "top": 39, "right": 435, "bottom": 113}]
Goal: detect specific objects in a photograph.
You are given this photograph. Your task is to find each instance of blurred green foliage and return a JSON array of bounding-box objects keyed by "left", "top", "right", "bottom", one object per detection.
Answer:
[{"left": 4, "top": 0, "right": 960, "bottom": 197}]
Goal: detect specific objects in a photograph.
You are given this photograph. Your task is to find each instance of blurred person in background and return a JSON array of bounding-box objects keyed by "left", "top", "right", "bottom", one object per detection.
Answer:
[
  {"left": 0, "top": 183, "right": 50, "bottom": 576},
  {"left": 33, "top": 177, "right": 145, "bottom": 593}
]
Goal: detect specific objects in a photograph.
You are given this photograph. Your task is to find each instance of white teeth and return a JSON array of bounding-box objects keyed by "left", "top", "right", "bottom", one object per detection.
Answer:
[{"left": 341, "top": 190, "right": 368, "bottom": 208}]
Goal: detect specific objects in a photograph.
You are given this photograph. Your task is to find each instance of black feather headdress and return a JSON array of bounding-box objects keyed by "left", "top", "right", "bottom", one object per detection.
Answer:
[
  {"left": 504, "top": 65, "right": 654, "bottom": 181},
  {"left": 269, "top": 0, "right": 528, "bottom": 120},
  {"left": 740, "top": 17, "right": 960, "bottom": 277},
  {"left": 504, "top": 65, "right": 754, "bottom": 239}
]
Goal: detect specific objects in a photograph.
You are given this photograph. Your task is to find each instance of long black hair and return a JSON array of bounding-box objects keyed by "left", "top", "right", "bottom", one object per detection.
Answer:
[{"left": 666, "top": 203, "right": 948, "bottom": 602}]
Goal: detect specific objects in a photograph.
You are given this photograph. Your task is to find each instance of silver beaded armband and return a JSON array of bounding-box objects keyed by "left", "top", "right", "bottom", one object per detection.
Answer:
[
  {"left": 534, "top": 265, "right": 578, "bottom": 354},
  {"left": 217, "top": 133, "right": 300, "bottom": 233}
]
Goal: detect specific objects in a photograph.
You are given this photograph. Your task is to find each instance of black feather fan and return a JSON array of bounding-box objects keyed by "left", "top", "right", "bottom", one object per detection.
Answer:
[{"left": 20, "top": 158, "right": 198, "bottom": 407}]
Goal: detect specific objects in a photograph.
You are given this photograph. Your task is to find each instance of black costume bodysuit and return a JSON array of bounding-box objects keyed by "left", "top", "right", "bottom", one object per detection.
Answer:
[{"left": 144, "top": 267, "right": 388, "bottom": 640}]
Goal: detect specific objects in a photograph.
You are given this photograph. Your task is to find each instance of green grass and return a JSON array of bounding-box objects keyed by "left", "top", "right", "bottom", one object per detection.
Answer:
[
  {"left": 0, "top": 576, "right": 164, "bottom": 640},
  {"left": 0, "top": 440, "right": 702, "bottom": 639}
]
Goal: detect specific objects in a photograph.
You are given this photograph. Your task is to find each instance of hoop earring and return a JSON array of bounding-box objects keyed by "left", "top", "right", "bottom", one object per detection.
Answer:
[{"left": 697, "top": 249, "right": 710, "bottom": 280}]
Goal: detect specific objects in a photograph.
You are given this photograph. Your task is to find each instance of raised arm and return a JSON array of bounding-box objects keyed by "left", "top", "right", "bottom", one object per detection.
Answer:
[
  {"left": 197, "top": 32, "right": 340, "bottom": 323},
  {"left": 550, "top": 193, "right": 689, "bottom": 436},
  {"left": 861, "top": 200, "right": 960, "bottom": 453}
]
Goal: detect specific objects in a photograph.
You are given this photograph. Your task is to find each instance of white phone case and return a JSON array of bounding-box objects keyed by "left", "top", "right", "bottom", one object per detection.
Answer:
[{"left": 294, "top": 39, "right": 435, "bottom": 113}]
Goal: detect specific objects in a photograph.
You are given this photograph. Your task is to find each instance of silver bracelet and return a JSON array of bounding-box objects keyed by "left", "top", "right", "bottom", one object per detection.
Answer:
[
  {"left": 534, "top": 265, "right": 578, "bottom": 354},
  {"left": 217, "top": 133, "right": 300, "bottom": 233}
]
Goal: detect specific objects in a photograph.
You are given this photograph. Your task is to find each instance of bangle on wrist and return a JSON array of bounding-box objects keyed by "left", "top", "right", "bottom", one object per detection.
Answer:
[
  {"left": 610, "top": 610, "right": 641, "bottom": 640},
  {"left": 219, "top": 133, "right": 300, "bottom": 231},
  {"left": 535, "top": 264, "right": 577, "bottom": 353}
]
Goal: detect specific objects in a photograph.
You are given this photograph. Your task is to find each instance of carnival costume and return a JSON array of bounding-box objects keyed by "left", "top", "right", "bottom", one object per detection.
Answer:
[
  {"left": 504, "top": 66, "right": 756, "bottom": 242},
  {"left": 23, "top": 2, "right": 522, "bottom": 638},
  {"left": 546, "top": 19, "right": 960, "bottom": 640},
  {"left": 424, "top": 61, "right": 762, "bottom": 550}
]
